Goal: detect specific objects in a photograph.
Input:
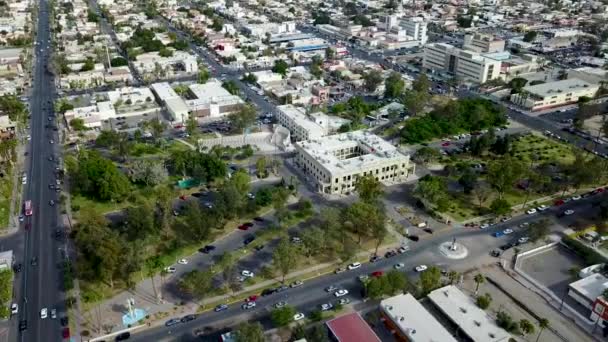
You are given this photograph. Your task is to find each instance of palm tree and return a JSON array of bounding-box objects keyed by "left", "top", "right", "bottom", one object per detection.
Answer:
[
  {"left": 536, "top": 318, "right": 549, "bottom": 342},
  {"left": 448, "top": 271, "right": 460, "bottom": 285},
  {"left": 474, "top": 273, "right": 485, "bottom": 294}
]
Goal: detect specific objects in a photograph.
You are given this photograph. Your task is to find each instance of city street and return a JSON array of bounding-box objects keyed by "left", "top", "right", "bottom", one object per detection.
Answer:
[
  {"left": 126, "top": 194, "right": 603, "bottom": 341},
  {"left": 6, "top": 1, "right": 66, "bottom": 341}
]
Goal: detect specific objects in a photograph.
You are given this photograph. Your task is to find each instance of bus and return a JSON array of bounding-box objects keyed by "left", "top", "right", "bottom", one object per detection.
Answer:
[{"left": 24, "top": 200, "right": 33, "bottom": 216}]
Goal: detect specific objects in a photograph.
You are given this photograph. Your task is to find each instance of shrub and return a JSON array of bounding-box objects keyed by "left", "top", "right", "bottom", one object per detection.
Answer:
[
  {"left": 562, "top": 236, "right": 607, "bottom": 265},
  {"left": 476, "top": 293, "right": 492, "bottom": 309}
]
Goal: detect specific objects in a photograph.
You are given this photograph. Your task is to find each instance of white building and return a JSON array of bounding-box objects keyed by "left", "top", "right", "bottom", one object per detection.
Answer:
[
  {"left": 423, "top": 43, "right": 501, "bottom": 83},
  {"left": 275, "top": 105, "right": 350, "bottom": 142},
  {"left": 510, "top": 78, "right": 599, "bottom": 111},
  {"left": 428, "top": 285, "right": 511, "bottom": 342},
  {"left": 186, "top": 80, "right": 244, "bottom": 119},
  {"left": 380, "top": 293, "right": 457, "bottom": 342},
  {"left": 568, "top": 273, "right": 608, "bottom": 309},
  {"left": 135, "top": 51, "right": 198, "bottom": 77},
  {"left": 64, "top": 101, "right": 116, "bottom": 129},
  {"left": 463, "top": 33, "right": 505, "bottom": 53},
  {"left": 399, "top": 17, "right": 428, "bottom": 46},
  {"left": 295, "top": 131, "right": 414, "bottom": 195}
]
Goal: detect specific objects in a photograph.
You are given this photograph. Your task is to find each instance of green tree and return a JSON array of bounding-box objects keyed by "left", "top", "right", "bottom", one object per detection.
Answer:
[
  {"left": 414, "top": 175, "right": 450, "bottom": 212},
  {"left": 363, "top": 70, "right": 383, "bottom": 92},
  {"left": 384, "top": 72, "right": 405, "bottom": 99},
  {"left": 229, "top": 169, "right": 251, "bottom": 194},
  {"left": 523, "top": 31, "right": 538, "bottom": 42},
  {"left": 271, "top": 305, "right": 296, "bottom": 327},
  {"left": 255, "top": 157, "right": 267, "bottom": 178},
  {"left": 490, "top": 198, "right": 511, "bottom": 216},
  {"left": 197, "top": 67, "right": 210, "bottom": 84},
  {"left": 178, "top": 270, "right": 214, "bottom": 300},
  {"left": 80, "top": 57, "right": 95, "bottom": 72},
  {"left": 185, "top": 113, "right": 198, "bottom": 136},
  {"left": 272, "top": 59, "right": 289, "bottom": 76},
  {"left": 474, "top": 273, "right": 485, "bottom": 294},
  {"left": 110, "top": 57, "right": 128, "bottom": 67},
  {"left": 487, "top": 156, "right": 525, "bottom": 199},
  {"left": 386, "top": 269, "right": 407, "bottom": 295},
  {"left": 412, "top": 147, "right": 441, "bottom": 165},
  {"left": 325, "top": 47, "right": 335, "bottom": 60},
  {"left": 536, "top": 318, "right": 549, "bottom": 342},
  {"left": 68, "top": 151, "right": 131, "bottom": 201},
  {"left": 354, "top": 174, "right": 384, "bottom": 204},
  {"left": 366, "top": 276, "right": 390, "bottom": 299},
  {"left": 520, "top": 319, "right": 536, "bottom": 335},
  {"left": 228, "top": 104, "right": 257, "bottom": 133},
  {"left": 211, "top": 17, "right": 224, "bottom": 32},
  {"left": 234, "top": 322, "right": 265, "bottom": 342},
  {"left": 300, "top": 226, "right": 326, "bottom": 258},
  {"left": 476, "top": 293, "right": 492, "bottom": 309},
  {"left": 528, "top": 219, "right": 550, "bottom": 242},
  {"left": 69, "top": 118, "right": 87, "bottom": 131},
  {"left": 129, "top": 159, "right": 168, "bottom": 186},
  {"left": 273, "top": 239, "right": 299, "bottom": 283},
  {"left": 221, "top": 80, "right": 240, "bottom": 95},
  {"left": 341, "top": 201, "right": 385, "bottom": 245},
  {"left": 420, "top": 266, "right": 442, "bottom": 294}
]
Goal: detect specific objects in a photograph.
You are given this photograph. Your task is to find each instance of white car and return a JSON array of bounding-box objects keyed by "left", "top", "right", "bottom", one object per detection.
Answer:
[
  {"left": 398, "top": 246, "right": 410, "bottom": 253},
  {"left": 11, "top": 303, "right": 18, "bottom": 315},
  {"left": 347, "top": 262, "right": 361, "bottom": 270},
  {"left": 164, "top": 266, "right": 176, "bottom": 273},
  {"left": 241, "top": 270, "right": 254, "bottom": 278},
  {"left": 394, "top": 263, "right": 405, "bottom": 270},
  {"left": 21, "top": 177, "right": 27, "bottom": 185},
  {"left": 51, "top": 308, "right": 56, "bottom": 319},
  {"left": 320, "top": 303, "right": 333, "bottom": 311},
  {"left": 518, "top": 237, "right": 530, "bottom": 244},
  {"left": 293, "top": 313, "right": 305, "bottom": 321},
  {"left": 177, "top": 259, "right": 188, "bottom": 265},
  {"left": 537, "top": 205, "right": 549, "bottom": 211},
  {"left": 526, "top": 208, "right": 537, "bottom": 215},
  {"left": 571, "top": 195, "right": 582, "bottom": 201},
  {"left": 334, "top": 289, "right": 349, "bottom": 297},
  {"left": 40, "top": 308, "right": 48, "bottom": 319},
  {"left": 415, "top": 265, "right": 428, "bottom": 272},
  {"left": 503, "top": 228, "right": 514, "bottom": 235},
  {"left": 479, "top": 223, "right": 490, "bottom": 229},
  {"left": 564, "top": 209, "right": 575, "bottom": 216}
]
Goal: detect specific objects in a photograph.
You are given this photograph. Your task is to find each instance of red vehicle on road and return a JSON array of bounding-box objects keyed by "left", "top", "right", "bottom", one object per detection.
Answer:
[
  {"left": 441, "top": 141, "right": 451, "bottom": 147},
  {"left": 24, "top": 200, "right": 33, "bottom": 216},
  {"left": 246, "top": 295, "right": 258, "bottom": 302},
  {"left": 238, "top": 225, "right": 249, "bottom": 231},
  {"left": 554, "top": 199, "right": 564, "bottom": 206},
  {"left": 371, "top": 271, "right": 384, "bottom": 277},
  {"left": 62, "top": 328, "right": 70, "bottom": 339}
]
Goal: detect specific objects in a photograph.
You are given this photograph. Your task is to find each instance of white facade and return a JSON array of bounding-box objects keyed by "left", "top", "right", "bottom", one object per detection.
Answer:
[
  {"left": 423, "top": 43, "right": 501, "bottom": 83},
  {"left": 428, "top": 286, "right": 511, "bottom": 342},
  {"left": 568, "top": 273, "right": 608, "bottom": 309},
  {"left": 295, "top": 131, "right": 414, "bottom": 195},
  {"left": 275, "top": 105, "right": 350, "bottom": 142},
  {"left": 399, "top": 17, "right": 428, "bottom": 46},
  {"left": 510, "top": 78, "right": 599, "bottom": 111},
  {"left": 64, "top": 102, "right": 116, "bottom": 129},
  {"left": 463, "top": 33, "right": 505, "bottom": 53}
]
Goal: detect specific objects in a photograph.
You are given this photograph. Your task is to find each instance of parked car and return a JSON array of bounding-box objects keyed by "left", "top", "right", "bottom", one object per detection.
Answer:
[
  {"left": 320, "top": 303, "right": 333, "bottom": 311},
  {"left": 165, "top": 318, "right": 181, "bottom": 327},
  {"left": 415, "top": 265, "right": 427, "bottom": 272},
  {"left": 199, "top": 245, "right": 216, "bottom": 253},
  {"left": 398, "top": 246, "right": 410, "bottom": 253},
  {"left": 347, "top": 262, "right": 361, "bottom": 270},
  {"left": 181, "top": 314, "right": 197, "bottom": 323},
  {"left": 293, "top": 313, "right": 305, "bottom": 321},
  {"left": 214, "top": 304, "right": 228, "bottom": 312}
]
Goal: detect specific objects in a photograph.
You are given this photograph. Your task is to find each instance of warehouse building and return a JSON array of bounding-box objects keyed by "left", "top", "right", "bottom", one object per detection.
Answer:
[{"left": 510, "top": 78, "right": 599, "bottom": 111}]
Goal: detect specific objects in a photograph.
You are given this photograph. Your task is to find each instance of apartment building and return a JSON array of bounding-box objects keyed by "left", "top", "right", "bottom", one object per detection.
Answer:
[
  {"left": 510, "top": 78, "right": 599, "bottom": 111},
  {"left": 463, "top": 33, "right": 505, "bottom": 53},
  {"left": 400, "top": 17, "right": 428, "bottom": 46},
  {"left": 423, "top": 43, "right": 501, "bottom": 83},
  {"left": 295, "top": 131, "right": 414, "bottom": 195}
]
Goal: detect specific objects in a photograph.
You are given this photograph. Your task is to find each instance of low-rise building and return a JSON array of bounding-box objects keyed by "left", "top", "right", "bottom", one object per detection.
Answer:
[
  {"left": 275, "top": 105, "right": 349, "bottom": 142},
  {"left": 325, "top": 312, "right": 381, "bottom": 342},
  {"left": 568, "top": 273, "right": 608, "bottom": 309},
  {"left": 428, "top": 285, "right": 511, "bottom": 342},
  {"left": 295, "top": 131, "right": 414, "bottom": 195},
  {"left": 510, "top": 78, "right": 599, "bottom": 111},
  {"left": 380, "top": 293, "right": 457, "bottom": 342},
  {"left": 464, "top": 33, "right": 505, "bottom": 53},
  {"left": 64, "top": 101, "right": 116, "bottom": 129},
  {"left": 186, "top": 81, "right": 244, "bottom": 119}
]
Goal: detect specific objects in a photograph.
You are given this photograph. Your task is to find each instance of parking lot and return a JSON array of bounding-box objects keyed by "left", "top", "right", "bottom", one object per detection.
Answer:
[{"left": 519, "top": 245, "right": 592, "bottom": 316}]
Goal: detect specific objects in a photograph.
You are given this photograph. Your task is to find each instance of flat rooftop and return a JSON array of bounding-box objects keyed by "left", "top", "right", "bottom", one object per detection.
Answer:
[
  {"left": 296, "top": 130, "right": 410, "bottom": 174},
  {"left": 380, "top": 293, "right": 457, "bottom": 342},
  {"left": 326, "top": 312, "right": 381, "bottom": 342},
  {"left": 278, "top": 105, "right": 324, "bottom": 133},
  {"left": 428, "top": 285, "right": 511, "bottom": 342},
  {"left": 569, "top": 273, "right": 608, "bottom": 302},
  {"left": 522, "top": 78, "right": 596, "bottom": 97}
]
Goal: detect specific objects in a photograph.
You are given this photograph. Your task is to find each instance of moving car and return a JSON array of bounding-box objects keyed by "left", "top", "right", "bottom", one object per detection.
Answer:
[
  {"left": 371, "top": 271, "right": 383, "bottom": 277},
  {"left": 165, "top": 318, "right": 181, "bottom": 327},
  {"left": 11, "top": 303, "right": 18, "bottom": 315},
  {"left": 199, "top": 245, "right": 216, "bottom": 254},
  {"left": 40, "top": 308, "right": 48, "bottom": 319},
  {"left": 398, "top": 246, "right": 410, "bottom": 253},
  {"left": 241, "top": 270, "right": 254, "bottom": 277},
  {"left": 214, "top": 304, "right": 228, "bottom": 312},
  {"left": 290, "top": 280, "right": 303, "bottom": 288},
  {"left": 334, "top": 289, "right": 349, "bottom": 297},
  {"left": 51, "top": 308, "right": 56, "bottom": 319},
  {"left": 274, "top": 301, "right": 287, "bottom": 308},
  {"left": 347, "top": 262, "right": 361, "bottom": 270},
  {"left": 415, "top": 265, "right": 428, "bottom": 272},
  {"left": 526, "top": 208, "right": 537, "bottom": 215},
  {"left": 241, "top": 302, "right": 256, "bottom": 310},
  {"left": 177, "top": 259, "right": 188, "bottom": 265},
  {"left": 181, "top": 314, "right": 197, "bottom": 323},
  {"left": 564, "top": 209, "right": 575, "bottom": 216},
  {"left": 503, "top": 228, "right": 514, "bottom": 235}
]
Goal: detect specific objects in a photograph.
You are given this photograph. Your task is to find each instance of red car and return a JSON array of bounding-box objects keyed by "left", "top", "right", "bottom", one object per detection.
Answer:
[
  {"left": 371, "top": 271, "right": 383, "bottom": 277},
  {"left": 554, "top": 199, "right": 564, "bottom": 206},
  {"left": 179, "top": 195, "right": 187, "bottom": 200},
  {"left": 246, "top": 295, "right": 258, "bottom": 302},
  {"left": 441, "top": 141, "right": 450, "bottom": 146},
  {"left": 238, "top": 225, "right": 249, "bottom": 231},
  {"left": 62, "top": 328, "right": 70, "bottom": 339},
  {"left": 243, "top": 222, "right": 254, "bottom": 227}
]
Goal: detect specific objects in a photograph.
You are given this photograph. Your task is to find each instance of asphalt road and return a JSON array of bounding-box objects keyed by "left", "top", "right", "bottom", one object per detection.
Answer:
[
  {"left": 127, "top": 194, "right": 603, "bottom": 342},
  {"left": 10, "top": 1, "right": 66, "bottom": 341}
]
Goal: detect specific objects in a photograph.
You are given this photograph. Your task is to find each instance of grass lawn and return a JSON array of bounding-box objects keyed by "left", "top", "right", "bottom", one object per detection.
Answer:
[
  {"left": 70, "top": 195, "right": 128, "bottom": 216},
  {"left": 0, "top": 166, "right": 13, "bottom": 229},
  {"left": 511, "top": 133, "right": 575, "bottom": 165}
]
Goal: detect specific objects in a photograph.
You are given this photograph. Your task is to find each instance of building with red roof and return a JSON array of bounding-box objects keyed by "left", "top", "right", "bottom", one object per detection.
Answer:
[{"left": 326, "top": 312, "right": 381, "bottom": 342}]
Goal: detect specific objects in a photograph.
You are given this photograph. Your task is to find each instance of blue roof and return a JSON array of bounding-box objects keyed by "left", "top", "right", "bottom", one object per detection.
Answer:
[{"left": 287, "top": 44, "right": 329, "bottom": 52}]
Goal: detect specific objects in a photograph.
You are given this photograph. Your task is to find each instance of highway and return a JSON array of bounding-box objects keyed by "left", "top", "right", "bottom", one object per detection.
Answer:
[
  {"left": 10, "top": 0, "right": 65, "bottom": 341},
  {"left": 127, "top": 193, "right": 604, "bottom": 341}
]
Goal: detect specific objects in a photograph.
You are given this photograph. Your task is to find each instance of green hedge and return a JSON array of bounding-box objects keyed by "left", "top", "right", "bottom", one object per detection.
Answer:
[
  {"left": 562, "top": 236, "right": 608, "bottom": 266},
  {"left": 0, "top": 269, "right": 12, "bottom": 319}
]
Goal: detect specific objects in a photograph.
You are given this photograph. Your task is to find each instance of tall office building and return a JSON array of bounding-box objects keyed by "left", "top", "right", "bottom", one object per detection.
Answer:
[{"left": 423, "top": 43, "right": 501, "bottom": 83}]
